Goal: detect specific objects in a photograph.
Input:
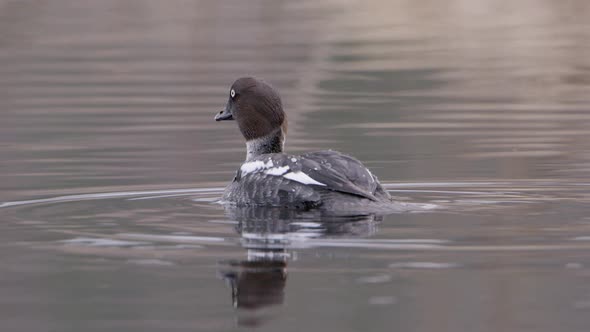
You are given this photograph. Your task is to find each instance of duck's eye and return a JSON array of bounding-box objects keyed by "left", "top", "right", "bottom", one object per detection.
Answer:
[{"left": 230, "top": 89, "right": 236, "bottom": 98}]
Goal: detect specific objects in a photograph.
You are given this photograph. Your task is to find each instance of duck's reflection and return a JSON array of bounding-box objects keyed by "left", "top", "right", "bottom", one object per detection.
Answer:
[
  {"left": 219, "top": 206, "right": 382, "bottom": 313},
  {"left": 220, "top": 257, "right": 287, "bottom": 310}
]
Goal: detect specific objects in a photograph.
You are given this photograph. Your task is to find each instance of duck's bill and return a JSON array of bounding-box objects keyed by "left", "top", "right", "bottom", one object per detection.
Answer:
[{"left": 215, "top": 108, "right": 234, "bottom": 121}]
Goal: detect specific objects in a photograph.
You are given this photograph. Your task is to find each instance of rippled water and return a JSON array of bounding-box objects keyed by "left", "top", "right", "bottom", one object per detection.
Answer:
[{"left": 2, "top": 1, "right": 590, "bottom": 331}]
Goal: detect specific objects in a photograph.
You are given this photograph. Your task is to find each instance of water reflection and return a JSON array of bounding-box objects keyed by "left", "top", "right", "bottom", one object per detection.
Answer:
[
  {"left": 220, "top": 259, "right": 287, "bottom": 310},
  {"left": 218, "top": 206, "right": 382, "bottom": 320}
]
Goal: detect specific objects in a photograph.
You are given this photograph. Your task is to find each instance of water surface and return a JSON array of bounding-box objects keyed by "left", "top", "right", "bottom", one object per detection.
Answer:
[{"left": 2, "top": 1, "right": 590, "bottom": 331}]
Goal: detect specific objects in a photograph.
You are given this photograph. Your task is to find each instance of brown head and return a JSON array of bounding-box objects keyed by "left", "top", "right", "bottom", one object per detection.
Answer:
[{"left": 215, "top": 77, "right": 287, "bottom": 141}]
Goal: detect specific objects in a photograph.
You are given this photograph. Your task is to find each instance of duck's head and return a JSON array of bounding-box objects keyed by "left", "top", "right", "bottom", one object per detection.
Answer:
[
  {"left": 215, "top": 77, "right": 287, "bottom": 139},
  {"left": 215, "top": 77, "right": 287, "bottom": 160}
]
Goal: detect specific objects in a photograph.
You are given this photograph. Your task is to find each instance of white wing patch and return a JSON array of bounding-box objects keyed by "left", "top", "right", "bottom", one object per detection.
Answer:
[
  {"left": 240, "top": 159, "right": 326, "bottom": 187},
  {"left": 367, "top": 170, "right": 375, "bottom": 182},
  {"left": 265, "top": 166, "right": 290, "bottom": 176},
  {"left": 283, "top": 171, "right": 326, "bottom": 186},
  {"left": 240, "top": 159, "right": 274, "bottom": 175}
]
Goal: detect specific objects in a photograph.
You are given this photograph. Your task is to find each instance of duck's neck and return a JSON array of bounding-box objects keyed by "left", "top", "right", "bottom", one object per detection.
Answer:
[{"left": 245, "top": 129, "right": 285, "bottom": 161}]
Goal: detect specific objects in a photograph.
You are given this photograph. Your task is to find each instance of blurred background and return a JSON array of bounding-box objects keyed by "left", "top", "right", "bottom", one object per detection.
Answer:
[
  {"left": 2, "top": 0, "right": 590, "bottom": 201},
  {"left": 2, "top": 1, "right": 590, "bottom": 331}
]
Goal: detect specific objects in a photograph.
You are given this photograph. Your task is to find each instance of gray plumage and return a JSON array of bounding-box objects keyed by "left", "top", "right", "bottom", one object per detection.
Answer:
[{"left": 222, "top": 151, "right": 392, "bottom": 211}]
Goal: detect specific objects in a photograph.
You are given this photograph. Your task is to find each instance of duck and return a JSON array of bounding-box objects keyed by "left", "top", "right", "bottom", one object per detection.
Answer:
[{"left": 214, "top": 77, "right": 394, "bottom": 212}]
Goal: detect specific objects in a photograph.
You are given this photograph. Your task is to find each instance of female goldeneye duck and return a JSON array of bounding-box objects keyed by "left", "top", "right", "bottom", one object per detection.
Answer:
[{"left": 215, "top": 77, "right": 393, "bottom": 211}]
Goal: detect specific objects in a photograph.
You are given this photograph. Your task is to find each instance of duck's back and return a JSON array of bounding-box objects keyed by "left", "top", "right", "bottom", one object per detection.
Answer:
[{"left": 222, "top": 150, "right": 392, "bottom": 211}]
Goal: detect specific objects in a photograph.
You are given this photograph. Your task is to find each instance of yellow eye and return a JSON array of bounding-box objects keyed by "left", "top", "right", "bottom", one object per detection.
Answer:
[{"left": 230, "top": 89, "right": 236, "bottom": 98}]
